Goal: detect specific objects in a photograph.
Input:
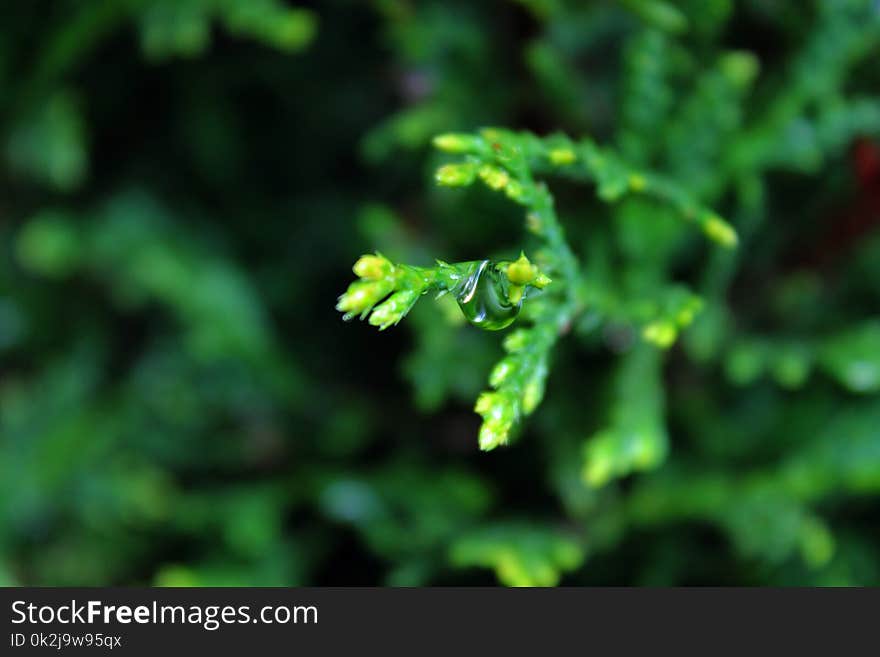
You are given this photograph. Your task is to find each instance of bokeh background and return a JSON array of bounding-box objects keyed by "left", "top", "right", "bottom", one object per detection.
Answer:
[{"left": 2, "top": 0, "right": 880, "bottom": 586}]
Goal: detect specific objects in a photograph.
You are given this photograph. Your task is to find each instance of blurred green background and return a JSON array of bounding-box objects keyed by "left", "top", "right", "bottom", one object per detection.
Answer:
[{"left": 2, "top": 0, "right": 880, "bottom": 586}]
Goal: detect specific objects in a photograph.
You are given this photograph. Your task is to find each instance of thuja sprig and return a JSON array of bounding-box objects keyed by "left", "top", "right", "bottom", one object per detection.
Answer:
[
  {"left": 433, "top": 130, "right": 586, "bottom": 449},
  {"left": 337, "top": 253, "right": 550, "bottom": 331},
  {"left": 475, "top": 316, "right": 560, "bottom": 450},
  {"left": 341, "top": 125, "right": 733, "bottom": 452},
  {"left": 434, "top": 128, "right": 739, "bottom": 248}
]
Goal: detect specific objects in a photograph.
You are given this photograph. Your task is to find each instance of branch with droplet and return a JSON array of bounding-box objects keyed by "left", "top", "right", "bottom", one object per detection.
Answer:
[
  {"left": 433, "top": 132, "right": 584, "bottom": 450},
  {"left": 337, "top": 253, "right": 551, "bottom": 331}
]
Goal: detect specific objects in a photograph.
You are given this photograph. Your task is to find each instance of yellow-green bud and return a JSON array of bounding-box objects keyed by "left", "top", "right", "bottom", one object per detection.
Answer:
[
  {"left": 508, "top": 284, "right": 524, "bottom": 305},
  {"left": 432, "top": 133, "right": 479, "bottom": 154},
  {"left": 475, "top": 391, "right": 515, "bottom": 451},
  {"left": 474, "top": 392, "right": 495, "bottom": 415},
  {"left": 367, "top": 289, "right": 419, "bottom": 330},
  {"left": 642, "top": 321, "right": 678, "bottom": 348},
  {"left": 532, "top": 272, "right": 552, "bottom": 289},
  {"left": 478, "top": 164, "right": 510, "bottom": 190},
  {"left": 506, "top": 253, "right": 538, "bottom": 285},
  {"left": 435, "top": 163, "right": 477, "bottom": 187},
  {"left": 702, "top": 214, "right": 738, "bottom": 248},
  {"left": 336, "top": 281, "right": 373, "bottom": 314},
  {"left": 628, "top": 173, "right": 646, "bottom": 191},
  {"left": 548, "top": 148, "right": 576, "bottom": 166},
  {"left": 352, "top": 254, "right": 392, "bottom": 280},
  {"left": 336, "top": 279, "right": 393, "bottom": 318}
]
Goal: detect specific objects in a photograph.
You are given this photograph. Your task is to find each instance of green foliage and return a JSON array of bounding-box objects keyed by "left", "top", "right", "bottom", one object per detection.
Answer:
[
  {"left": 450, "top": 523, "right": 584, "bottom": 587},
  {"left": 3, "top": 0, "right": 880, "bottom": 587},
  {"left": 582, "top": 344, "right": 667, "bottom": 487},
  {"left": 4, "top": 91, "right": 88, "bottom": 190},
  {"left": 139, "top": 0, "right": 316, "bottom": 60}
]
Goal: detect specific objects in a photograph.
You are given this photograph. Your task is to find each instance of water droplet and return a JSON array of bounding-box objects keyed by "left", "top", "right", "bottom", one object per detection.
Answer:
[{"left": 454, "top": 260, "right": 521, "bottom": 330}]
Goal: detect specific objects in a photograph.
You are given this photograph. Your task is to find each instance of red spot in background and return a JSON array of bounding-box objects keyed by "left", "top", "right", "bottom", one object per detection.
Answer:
[
  {"left": 804, "top": 138, "right": 880, "bottom": 270},
  {"left": 854, "top": 138, "right": 880, "bottom": 188}
]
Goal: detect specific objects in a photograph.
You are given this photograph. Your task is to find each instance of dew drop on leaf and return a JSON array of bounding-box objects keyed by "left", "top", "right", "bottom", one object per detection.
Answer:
[{"left": 454, "top": 260, "right": 521, "bottom": 330}]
